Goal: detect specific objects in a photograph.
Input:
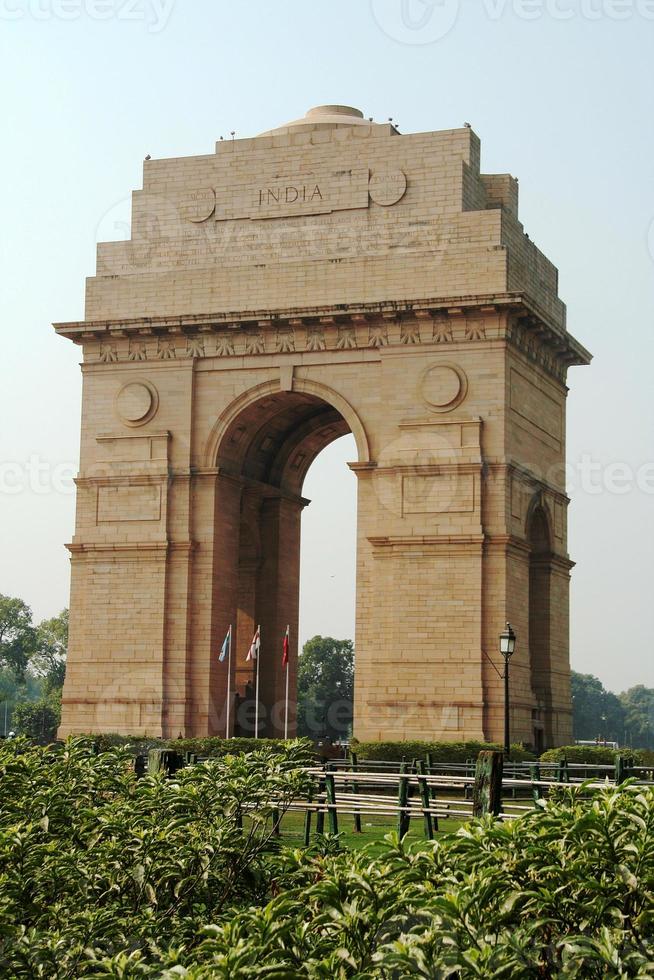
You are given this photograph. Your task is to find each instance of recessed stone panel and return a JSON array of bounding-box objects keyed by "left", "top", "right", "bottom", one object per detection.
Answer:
[
  {"left": 97, "top": 485, "right": 161, "bottom": 523},
  {"left": 402, "top": 473, "right": 474, "bottom": 515}
]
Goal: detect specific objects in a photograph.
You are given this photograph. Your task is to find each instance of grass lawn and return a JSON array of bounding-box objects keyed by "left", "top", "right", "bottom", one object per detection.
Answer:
[{"left": 273, "top": 809, "right": 464, "bottom": 853}]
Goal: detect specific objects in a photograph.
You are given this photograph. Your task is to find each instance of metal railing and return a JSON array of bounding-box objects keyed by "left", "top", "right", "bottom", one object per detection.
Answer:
[{"left": 141, "top": 748, "right": 654, "bottom": 844}]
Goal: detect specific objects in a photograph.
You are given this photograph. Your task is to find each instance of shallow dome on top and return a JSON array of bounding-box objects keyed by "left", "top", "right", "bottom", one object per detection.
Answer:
[{"left": 259, "top": 104, "right": 372, "bottom": 136}]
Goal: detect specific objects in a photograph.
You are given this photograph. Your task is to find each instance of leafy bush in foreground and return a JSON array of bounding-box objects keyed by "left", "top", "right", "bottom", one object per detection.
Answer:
[
  {"left": 0, "top": 738, "right": 314, "bottom": 977},
  {"left": 107, "top": 788, "right": 654, "bottom": 978},
  {"left": 1, "top": 739, "right": 654, "bottom": 977}
]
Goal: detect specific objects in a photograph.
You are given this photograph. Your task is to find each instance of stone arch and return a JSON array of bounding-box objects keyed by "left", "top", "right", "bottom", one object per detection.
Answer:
[{"left": 204, "top": 377, "right": 370, "bottom": 473}]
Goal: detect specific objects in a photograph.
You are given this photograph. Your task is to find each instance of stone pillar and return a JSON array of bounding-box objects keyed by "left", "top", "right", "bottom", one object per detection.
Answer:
[
  {"left": 161, "top": 468, "right": 194, "bottom": 738},
  {"left": 547, "top": 560, "right": 574, "bottom": 745},
  {"left": 255, "top": 495, "right": 303, "bottom": 738},
  {"left": 352, "top": 446, "right": 486, "bottom": 743},
  {"left": 162, "top": 540, "right": 194, "bottom": 739},
  {"left": 529, "top": 553, "right": 553, "bottom": 745},
  {"left": 201, "top": 473, "right": 245, "bottom": 736}
]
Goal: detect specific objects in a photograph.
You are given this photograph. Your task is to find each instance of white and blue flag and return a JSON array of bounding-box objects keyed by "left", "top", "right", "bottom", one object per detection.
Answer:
[{"left": 219, "top": 625, "right": 232, "bottom": 663}]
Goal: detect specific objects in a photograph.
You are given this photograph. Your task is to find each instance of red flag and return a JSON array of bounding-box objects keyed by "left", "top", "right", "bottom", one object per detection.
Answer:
[{"left": 282, "top": 624, "right": 290, "bottom": 668}]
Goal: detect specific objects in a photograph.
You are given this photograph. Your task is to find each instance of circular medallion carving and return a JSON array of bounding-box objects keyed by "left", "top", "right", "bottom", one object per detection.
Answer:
[
  {"left": 115, "top": 381, "right": 158, "bottom": 427},
  {"left": 368, "top": 170, "right": 407, "bottom": 206},
  {"left": 181, "top": 187, "right": 216, "bottom": 223},
  {"left": 421, "top": 364, "right": 467, "bottom": 412}
]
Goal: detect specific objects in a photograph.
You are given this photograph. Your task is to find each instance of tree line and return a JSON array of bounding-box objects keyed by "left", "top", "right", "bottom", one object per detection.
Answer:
[
  {"left": 297, "top": 638, "right": 654, "bottom": 751},
  {"left": 1, "top": 593, "right": 652, "bottom": 750},
  {"left": 571, "top": 671, "right": 654, "bottom": 749},
  {"left": 0, "top": 595, "right": 67, "bottom": 740}
]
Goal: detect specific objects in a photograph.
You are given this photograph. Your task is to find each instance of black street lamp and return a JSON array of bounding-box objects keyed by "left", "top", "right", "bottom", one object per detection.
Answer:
[{"left": 500, "top": 623, "right": 517, "bottom": 756}]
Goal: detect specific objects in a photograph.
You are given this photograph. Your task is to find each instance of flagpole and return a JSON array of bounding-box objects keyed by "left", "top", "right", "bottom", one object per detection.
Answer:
[
  {"left": 254, "top": 624, "right": 261, "bottom": 739},
  {"left": 284, "top": 661, "right": 289, "bottom": 740},
  {"left": 225, "top": 624, "right": 232, "bottom": 739},
  {"left": 284, "top": 624, "right": 290, "bottom": 740}
]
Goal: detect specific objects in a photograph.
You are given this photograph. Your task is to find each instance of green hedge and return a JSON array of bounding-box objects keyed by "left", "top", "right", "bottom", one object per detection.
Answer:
[
  {"left": 164, "top": 737, "right": 290, "bottom": 758},
  {"left": 12, "top": 695, "right": 61, "bottom": 745},
  {"left": 89, "top": 734, "right": 295, "bottom": 758},
  {"left": 540, "top": 745, "right": 648, "bottom": 765},
  {"left": 350, "top": 740, "right": 535, "bottom": 763},
  {"left": 82, "top": 735, "right": 538, "bottom": 764},
  {"left": 88, "top": 734, "right": 163, "bottom": 755}
]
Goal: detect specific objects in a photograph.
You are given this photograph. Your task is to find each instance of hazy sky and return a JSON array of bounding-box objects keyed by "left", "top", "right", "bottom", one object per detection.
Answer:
[{"left": 0, "top": 0, "right": 652, "bottom": 693}]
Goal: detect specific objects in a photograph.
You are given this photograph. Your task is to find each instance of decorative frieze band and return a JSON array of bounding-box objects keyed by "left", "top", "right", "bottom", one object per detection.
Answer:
[{"left": 57, "top": 293, "right": 590, "bottom": 382}]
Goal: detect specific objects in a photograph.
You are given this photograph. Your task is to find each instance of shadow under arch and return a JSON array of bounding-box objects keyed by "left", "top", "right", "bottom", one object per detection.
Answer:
[{"left": 205, "top": 377, "right": 367, "bottom": 739}]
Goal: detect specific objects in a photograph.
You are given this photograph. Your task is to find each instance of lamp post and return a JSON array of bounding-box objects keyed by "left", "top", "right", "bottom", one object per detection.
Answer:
[{"left": 500, "top": 623, "right": 517, "bottom": 756}]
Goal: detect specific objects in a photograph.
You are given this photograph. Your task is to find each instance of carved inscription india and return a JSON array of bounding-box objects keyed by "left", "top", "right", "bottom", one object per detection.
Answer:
[
  {"left": 258, "top": 184, "right": 323, "bottom": 206},
  {"left": 182, "top": 168, "right": 406, "bottom": 223}
]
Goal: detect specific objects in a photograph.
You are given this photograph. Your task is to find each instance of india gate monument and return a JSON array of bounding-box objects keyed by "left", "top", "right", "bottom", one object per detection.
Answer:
[{"left": 55, "top": 105, "right": 590, "bottom": 749}]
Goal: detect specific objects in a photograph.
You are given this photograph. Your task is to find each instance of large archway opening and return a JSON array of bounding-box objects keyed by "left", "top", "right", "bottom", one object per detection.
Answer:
[
  {"left": 297, "top": 434, "right": 358, "bottom": 742},
  {"left": 299, "top": 434, "right": 357, "bottom": 653},
  {"left": 209, "top": 389, "right": 361, "bottom": 738}
]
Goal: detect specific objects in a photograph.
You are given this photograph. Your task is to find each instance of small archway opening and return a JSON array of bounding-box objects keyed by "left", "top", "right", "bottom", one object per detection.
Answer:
[
  {"left": 210, "top": 389, "right": 362, "bottom": 738},
  {"left": 528, "top": 504, "right": 552, "bottom": 749}
]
